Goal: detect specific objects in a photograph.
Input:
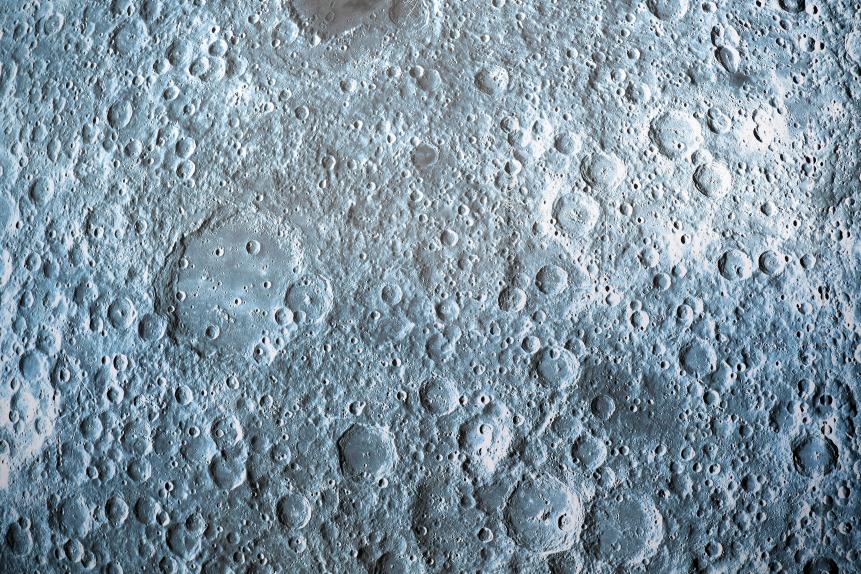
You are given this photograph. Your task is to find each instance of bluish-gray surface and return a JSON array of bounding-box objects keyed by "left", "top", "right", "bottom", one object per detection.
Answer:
[{"left": 1, "top": 0, "right": 860, "bottom": 572}]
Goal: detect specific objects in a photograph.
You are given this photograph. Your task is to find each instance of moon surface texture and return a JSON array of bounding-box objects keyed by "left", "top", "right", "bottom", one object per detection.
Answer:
[{"left": 1, "top": 0, "right": 860, "bottom": 572}]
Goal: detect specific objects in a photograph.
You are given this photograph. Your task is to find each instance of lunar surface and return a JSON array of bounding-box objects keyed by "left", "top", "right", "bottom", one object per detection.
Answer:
[{"left": 0, "top": 0, "right": 860, "bottom": 572}]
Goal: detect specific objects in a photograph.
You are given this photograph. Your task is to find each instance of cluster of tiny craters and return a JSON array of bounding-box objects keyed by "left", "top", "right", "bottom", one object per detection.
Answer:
[{"left": 1, "top": 0, "right": 860, "bottom": 573}]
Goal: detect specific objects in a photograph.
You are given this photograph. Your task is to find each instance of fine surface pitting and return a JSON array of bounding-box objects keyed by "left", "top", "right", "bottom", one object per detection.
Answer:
[{"left": 0, "top": 0, "right": 860, "bottom": 572}]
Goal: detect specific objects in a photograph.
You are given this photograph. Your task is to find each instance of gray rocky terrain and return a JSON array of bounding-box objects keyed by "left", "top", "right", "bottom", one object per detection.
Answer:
[{"left": 0, "top": 0, "right": 860, "bottom": 572}]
